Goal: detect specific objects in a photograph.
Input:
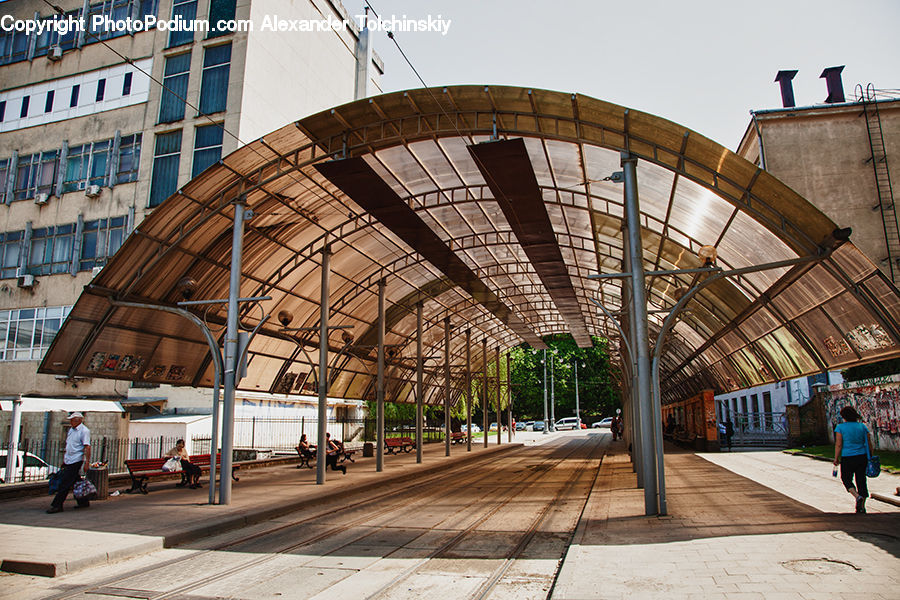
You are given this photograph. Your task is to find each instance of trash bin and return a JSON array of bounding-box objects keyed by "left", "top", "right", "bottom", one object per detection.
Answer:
[
  {"left": 86, "top": 465, "right": 109, "bottom": 500},
  {"left": 363, "top": 442, "right": 374, "bottom": 457}
]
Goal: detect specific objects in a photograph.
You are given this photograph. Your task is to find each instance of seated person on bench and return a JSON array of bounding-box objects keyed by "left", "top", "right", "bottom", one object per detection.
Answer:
[
  {"left": 166, "top": 439, "right": 201, "bottom": 488},
  {"left": 325, "top": 433, "right": 347, "bottom": 474},
  {"left": 295, "top": 434, "right": 316, "bottom": 467}
]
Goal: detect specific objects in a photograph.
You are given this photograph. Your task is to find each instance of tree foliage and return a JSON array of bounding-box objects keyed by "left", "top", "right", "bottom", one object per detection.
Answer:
[{"left": 509, "top": 334, "right": 620, "bottom": 421}]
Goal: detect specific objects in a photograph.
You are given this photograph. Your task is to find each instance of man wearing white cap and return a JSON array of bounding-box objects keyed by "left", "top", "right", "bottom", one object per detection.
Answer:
[{"left": 47, "top": 412, "right": 91, "bottom": 513}]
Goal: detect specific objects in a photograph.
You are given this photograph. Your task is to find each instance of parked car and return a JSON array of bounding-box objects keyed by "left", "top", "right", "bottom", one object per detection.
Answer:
[
  {"left": 0, "top": 450, "right": 59, "bottom": 483},
  {"left": 532, "top": 420, "right": 545, "bottom": 431},
  {"left": 555, "top": 417, "right": 580, "bottom": 430},
  {"left": 593, "top": 417, "right": 614, "bottom": 429},
  {"left": 525, "top": 421, "right": 535, "bottom": 430},
  {"left": 461, "top": 423, "right": 481, "bottom": 433},
  {"left": 515, "top": 421, "right": 527, "bottom": 431}
]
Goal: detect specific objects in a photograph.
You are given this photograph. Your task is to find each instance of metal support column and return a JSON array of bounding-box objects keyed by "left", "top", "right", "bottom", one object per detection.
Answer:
[
  {"left": 376, "top": 278, "right": 385, "bottom": 472},
  {"left": 316, "top": 244, "right": 331, "bottom": 485},
  {"left": 507, "top": 353, "right": 513, "bottom": 442},
  {"left": 444, "top": 317, "right": 451, "bottom": 457},
  {"left": 622, "top": 151, "right": 659, "bottom": 516},
  {"left": 574, "top": 360, "right": 581, "bottom": 430},
  {"left": 5, "top": 397, "right": 22, "bottom": 482},
  {"left": 416, "top": 302, "right": 424, "bottom": 463},
  {"left": 482, "top": 338, "right": 488, "bottom": 447},
  {"left": 550, "top": 353, "right": 556, "bottom": 431},
  {"left": 542, "top": 349, "right": 549, "bottom": 435},
  {"left": 466, "top": 329, "right": 472, "bottom": 451},
  {"left": 496, "top": 346, "right": 501, "bottom": 446},
  {"left": 219, "top": 199, "right": 246, "bottom": 505},
  {"left": 622, "top": 218, "right": 643, "bottom": 485}
]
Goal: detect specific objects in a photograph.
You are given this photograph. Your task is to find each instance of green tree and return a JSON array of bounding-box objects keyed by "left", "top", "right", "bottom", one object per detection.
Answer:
[{"left": 509, "top": 334, "right": 620, "bottom": 421}]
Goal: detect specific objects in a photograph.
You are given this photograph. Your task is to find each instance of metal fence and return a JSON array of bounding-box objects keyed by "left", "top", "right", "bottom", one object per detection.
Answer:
[
  {"left": 2, "top": 418, "right": 449, "bottom": 484},
  {"left": 1, "top": 435, "right": 201, "bottom": 484}
]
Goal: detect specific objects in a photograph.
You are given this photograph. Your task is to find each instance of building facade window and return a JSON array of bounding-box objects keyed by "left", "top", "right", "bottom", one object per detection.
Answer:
[
  {"left": 192, "top": 124, "right": 223, "bottom": 176},
  {"left": 28, "top": 225, "right": 75, "bottom": 275},
  {"left": 0, "top": 101, "right": 5, "bottom": 121},
  {"left": 13, "top": 152, "right": 58, "bottom": 201},
  {"left": 95, "top": 78, "right": 106, "bottom": 102},
  {"left": 199, "top": 43, "right": 231, "bottom": 115},
  {"left": 44, "top": 91, "right": 54, "bottom": 113},
  {"left": 20, "top": 96, "right": 29, "bottom": 118},
  {"left": 70, "top": 85, "right": 80, "bottom": 108},
  {"left": 159, "top": 52, "right": 191, "bottom": 123},
  {"left": 0, "top": 231, "right": 22, "bottom": 279},
  {"left": 149, "top": 130, "right": 182, "bottom": 207},
  {"left": 80, "top": 217, "right": 127, "bottom": 270},
  {"left": 208, "top": 0, "right": 236, "bottom": 38},
  {"left": 0, "top": 306, "right": 72, "bottom": 362},
  {"left": 116, "top": 134, "right": 142, "bottom": 183},
  {"left": 123, "top": 72, "right": 133, "bottom": 96},
  {"left": 168, "top": 0, "right": 198, "bottom": 47},
  {"left": 63, "top": 141, "right": 109, "bottom": 192}
]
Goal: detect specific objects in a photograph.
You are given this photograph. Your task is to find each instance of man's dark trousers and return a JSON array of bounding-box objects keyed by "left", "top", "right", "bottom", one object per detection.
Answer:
[{"left": 51, "top": 461, "right": 89, "bottom": 508}]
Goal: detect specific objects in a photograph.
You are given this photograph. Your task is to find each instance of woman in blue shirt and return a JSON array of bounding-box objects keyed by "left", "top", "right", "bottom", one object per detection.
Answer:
[{"left": 832, "top": 405, "right": 874, "bottom": 513}]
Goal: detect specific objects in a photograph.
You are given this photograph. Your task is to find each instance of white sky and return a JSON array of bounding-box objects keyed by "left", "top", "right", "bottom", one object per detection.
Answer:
[{"left": 351, "top": 0, "right": 900, "bottom": 149}]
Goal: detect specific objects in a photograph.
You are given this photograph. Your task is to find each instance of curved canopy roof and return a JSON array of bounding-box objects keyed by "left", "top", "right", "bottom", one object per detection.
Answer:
[{"left": 41, "top": 86, "right": 900, "bottom": 404}]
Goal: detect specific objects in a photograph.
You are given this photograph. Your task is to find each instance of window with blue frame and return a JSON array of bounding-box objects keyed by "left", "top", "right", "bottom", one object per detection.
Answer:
[
  {"left": 116, "top": 134, "right": 142, "bottom": 183},
  {"left": 159, "top": 52, "right": 191, "bottom": 123},
  {"left": 149, "top": 130, "right": 182, "bottom": 207},
  {"left": 12, "top": 153, "right": 56, "bottom": 201},
  {"left": 199, "top": 43, "right": 231, "bottom": 115},
  {"left": 80, "top": 217, "right": 127, "bottom": 270},
  {"left": 28, "top": 224, "right": 74, "bottom": 275},
  {"left": 0, "top": 231, "right": 22, "bottom": 279},
  {"left": 192, "top": 124, "right": 223, "bottom": 176},
  {"left": 208, "top": 0, "right": 236, "bottom": 38},
  {"left": 168, "top": 0, "right": 198, "bottom": 47},
  {"left": 63, "top": 142, "right": 108, "bottom": 192}
]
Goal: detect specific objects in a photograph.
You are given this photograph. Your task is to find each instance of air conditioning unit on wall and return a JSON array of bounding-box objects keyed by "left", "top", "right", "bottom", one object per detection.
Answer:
[
  {"left": 17, "top": 273, "right": 35, "bottom": 289},
  {"left": 34, "top": 192, "right": 50, "bottom": 206},
  {"left": 47, "top": 45, "right": 63, "bottom": 61},
  {"left": 85, "top": 184, "right": 101, "bottom": 198}
]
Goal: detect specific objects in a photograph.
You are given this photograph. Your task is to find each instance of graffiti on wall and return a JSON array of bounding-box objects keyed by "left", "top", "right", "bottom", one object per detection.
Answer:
[{"left": 825, "top": 379, "right": 900, "bottom": 452}]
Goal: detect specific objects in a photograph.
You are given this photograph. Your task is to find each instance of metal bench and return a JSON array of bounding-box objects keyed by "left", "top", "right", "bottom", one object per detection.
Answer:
[{"left": 123, "top": 454, "right": 238, "bottom": 494}]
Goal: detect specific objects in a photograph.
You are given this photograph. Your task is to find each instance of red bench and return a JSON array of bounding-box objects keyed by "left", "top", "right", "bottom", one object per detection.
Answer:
[
  {"left": 384, "top": 437, "right": 415, "bottom": 454},
  {"left": 450, "top": 432, "right": 468, "bottom": 444},
  {"left": 123, "top": 454, "right": 239, "bottom": 494}
]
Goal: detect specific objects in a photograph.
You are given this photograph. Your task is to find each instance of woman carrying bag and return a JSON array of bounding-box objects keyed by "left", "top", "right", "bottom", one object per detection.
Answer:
[{"left": 832, "top": 406, "right": 876, "bottom": 514}]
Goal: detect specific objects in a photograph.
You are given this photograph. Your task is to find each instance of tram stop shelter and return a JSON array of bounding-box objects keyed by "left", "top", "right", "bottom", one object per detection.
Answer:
[{"left": 39, "top": 86, "right": 900, "bottom": 515}]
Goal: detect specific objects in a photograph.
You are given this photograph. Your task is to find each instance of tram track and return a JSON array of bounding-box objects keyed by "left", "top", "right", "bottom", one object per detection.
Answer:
[{"left": 44, "top": 434, "right": 607, "bottom": 600}]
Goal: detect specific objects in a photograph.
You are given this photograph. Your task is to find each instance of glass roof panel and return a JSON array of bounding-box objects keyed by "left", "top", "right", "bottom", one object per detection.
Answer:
[
  {"left": 668, "top": 178, "right": 734, "bottom": 245},
  {"left": 794, "top": 309, "right": 856, "bottom": 368}
]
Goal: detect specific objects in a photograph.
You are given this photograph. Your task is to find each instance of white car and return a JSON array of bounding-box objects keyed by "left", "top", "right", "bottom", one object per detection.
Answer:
[
  {"left": 461, "top": 424, "right": 481, "bottom": 433},
  {"left": 0, "top": 450, "right": 59, "bottom": 483},
  {"left": 592, "top": 417, "right": 614, "bottom": 429},
  {"left": 554, "top": 417, "right": 580, "bottom": 430}
]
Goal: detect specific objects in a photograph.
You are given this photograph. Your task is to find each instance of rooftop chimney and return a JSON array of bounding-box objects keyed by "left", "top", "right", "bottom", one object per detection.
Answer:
[
  {"left": 820, "top": 66, "right": 846, "bottom": 103},
  {"left": 775, "top": 70, "right": 798, "bottom": 107}
]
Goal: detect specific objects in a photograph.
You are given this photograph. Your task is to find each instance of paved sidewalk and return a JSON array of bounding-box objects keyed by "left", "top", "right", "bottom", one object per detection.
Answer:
[
  {"left": 553, "top": 443, "right": 900, "bottom": 600},
  {"left": 0, "top": 437, "right": 524, "bottom": 577},
  {"left": 698, "top": 450, "right": 900, "bottom": 514}
]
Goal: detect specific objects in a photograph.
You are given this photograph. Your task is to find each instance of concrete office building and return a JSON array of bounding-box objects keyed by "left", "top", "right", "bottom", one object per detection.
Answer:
[
  {"left": 0, "top": 0, "right": 382, "bottom": 409},
  {"left": 738, "top": 66, "right": 900, "bottom": 286}
]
